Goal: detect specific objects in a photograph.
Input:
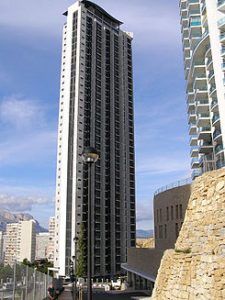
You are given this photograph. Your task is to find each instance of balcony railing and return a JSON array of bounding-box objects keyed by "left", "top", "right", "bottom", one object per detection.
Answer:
[
  {"left": 154, "top": 178, "right": 192, "bottom": 196},
  {"left": 199, "top": 126, "right": 211, "bottom": 132},
  {"left": 209, "top": 85, "right": 216, "bottom": 94},
  {"left": 213, "top": 130, "right": 222, "bottom": 139},
  {"left": 191, "top": 157, "right": 200, "bottom": 165},
  {"left": 190, "top": 21, "right": 201, "bottom": 26},
  {"left": 218, "top": 0, "right": 225, "bottom": 7},
  {"left": 208, "top": 70, "right": 214, "bottom": 78},
  {"left": 192, "top": 169, "right": 202, "bottom": 179},
  {"left": 215, "top": 144, "right": 224, "bottom": 154},
  {"left": 218, "top": 17, "right": 225, "bottom": 27},
  {"left": 212, "top": 114, "right": 220, "bottom": 124},
  {"left": 211, "top": 99, "right": 218, "bottom": 109},
  {"left": 197, "top": 99, "right": 208, "bottom": 105},
  {"left": 216, "top": 160, "right": 225, "bottom": 169},
  {"left": 189, "top": 9, "right": 200, "bottom": 15}
]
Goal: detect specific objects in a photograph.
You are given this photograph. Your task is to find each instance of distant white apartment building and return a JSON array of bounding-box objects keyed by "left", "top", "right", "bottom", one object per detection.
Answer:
[
  {"left": 0, "top": 231, "right": 4, "bottom": 263},
  {"left": 35, "top": 232, "right": 49, "bottom": 260},
  {"left": 4, "top": 223, "right": 20, "bottom": 266},
  {"left": 180, "top": 0, "right": 225, "bottom": 178},
  {"left": 47, "top": 217, "right": 55, "bottom": 262},
  {"left": 4, "top": 220, "right": 36, "bottom": 266},
  {"left": 18, "top": 220, "right": 36, "bottom": 263}
]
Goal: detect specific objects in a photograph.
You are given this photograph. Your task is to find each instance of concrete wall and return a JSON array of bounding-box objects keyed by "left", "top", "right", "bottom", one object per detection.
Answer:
[
  {"left": 154, "top": 184, "right": 191, "bottom": 250},
  {"left": 127, "top": 248, "right": 164, "bottom": 280}
]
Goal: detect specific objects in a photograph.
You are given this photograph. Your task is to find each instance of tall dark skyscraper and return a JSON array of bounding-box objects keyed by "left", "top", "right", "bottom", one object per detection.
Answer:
[{"left": 54, "top": 0, "right": 135, "bottom": 277}]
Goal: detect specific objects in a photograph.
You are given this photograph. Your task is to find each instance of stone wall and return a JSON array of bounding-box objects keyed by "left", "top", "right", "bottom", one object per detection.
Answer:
[{"left": 152, "top": 169, "right": 225, "bottom": 300}]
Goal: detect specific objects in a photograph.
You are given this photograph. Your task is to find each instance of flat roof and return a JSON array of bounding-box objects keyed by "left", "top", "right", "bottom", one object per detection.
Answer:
[
  {"left": 82, "top": 0, "right": 123, "bottom": 25},
  {"left": 63, "top": 0, "right": 123, "bottom": 25}
]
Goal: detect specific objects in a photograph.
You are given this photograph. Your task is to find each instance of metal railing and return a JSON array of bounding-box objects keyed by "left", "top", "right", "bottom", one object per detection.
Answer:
[
  {"left": 218, "top": 0, "right": 225, "bottom": 7},
  {"left": 154, "top": 178, "right": 192, "bottom": 196},
  {"left": 0, "top": 263, "right": 52, "bottom": 300}
]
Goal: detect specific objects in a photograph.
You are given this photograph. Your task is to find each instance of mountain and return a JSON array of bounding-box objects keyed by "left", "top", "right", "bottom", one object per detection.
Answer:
[
  {"left": 0, "top": 209, "right": 47, "bottom": 233},
  {"left": 136, "top": 229, "right": 154, "bottom": 238}
]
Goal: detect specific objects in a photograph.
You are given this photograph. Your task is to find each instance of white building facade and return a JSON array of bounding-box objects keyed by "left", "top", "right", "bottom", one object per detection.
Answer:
[
  {"left": 4, "top": 220, "right": 36, "bottom": 266},
  {"left": 180, "top": 0, "right": 225, "bottom": 178},
  {"left": 55, "top": 0, "right": 135, "bottom": 277},
  {"left": 47, "top": 217, "right": 55, "bottom": 262}
]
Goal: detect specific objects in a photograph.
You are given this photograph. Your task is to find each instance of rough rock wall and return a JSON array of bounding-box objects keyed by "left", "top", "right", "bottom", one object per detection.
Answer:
[{"left": 152, "top": 169, "right": 225, "bottom": 300}]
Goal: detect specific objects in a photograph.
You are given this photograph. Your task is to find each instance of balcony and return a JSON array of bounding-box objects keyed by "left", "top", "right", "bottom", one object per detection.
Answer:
[
  {"left": 187, "top": 99, "right": 196, "bottom": 112},
  {"left": 218, "top": 17, "right": 225, "bottom": 29},
  {"left": 196, "top": 99, "right": 209, "bottom": 113},
  {"left": 213, "top": 130, "right": 222, "bottom": 140},
  {"left": 198, "top": 126, "right": 211, "bottom": 139},
  {"left": 221, "top": 48, "right": 225, "bottom": 56},
  {"left": 189, "top": 124, "right": 197, "bottom": 135},
  {"left": 197, "top": 113, "right": 210, "bottom": 127},
  {"left": 208, "top": 70, "right": 215, "bottom": 80},
  {"left": 209, "top": 85, "right": 216, "bottom": 96},
  {"left": 215, "top": 144, "right": 224, "bottom": 155},
  {"left": 192, "top": 168, "right": 202, "bottom": 180},
  {"left": 190, "top": 135, "right": 198, "bottom": 146},
  {"left": 218, "top": 0, "right": 225, "bottom": 12},
  {"left": 190, "top": 146, "right": 199, "bottom": 157},
  {"left": 191, "top": 157, "right": 200, "bottom": 168},
  {"left": 189, "top": 9, "right": 200, "bottom": 16},
  {"left": 220, "top": 32, "right": 225, "bottom": 42},
  {"left": 199, "top": 141, "right": 213, "bottom": 154},
  {"left": 212, "top": 114, "right": 220, "bottom": 126},
  {"left": 189, "top": 110, "right": 196, "bottom": 123},
  {"left": 190, "top": 20, "right": 201, "bottom": 27},
  {"left": 211, "top": 99, "right": 218, "bottom": 112},
  {"left": 216, "top": 160, "right": 225, "bottom": 169}
]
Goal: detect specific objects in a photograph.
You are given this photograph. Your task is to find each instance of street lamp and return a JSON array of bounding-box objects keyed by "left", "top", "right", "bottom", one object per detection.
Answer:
[{"left": 82, "top": 147, "right": 99, "bottom": 300}]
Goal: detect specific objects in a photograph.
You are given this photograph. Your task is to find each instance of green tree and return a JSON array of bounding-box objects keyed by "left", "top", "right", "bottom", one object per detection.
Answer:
[
  {"left": 76, "top": 224, "right": 86, "bottom": 277},
  {"left": 0, "top": 265, "right": 13, "bottom": 281}
]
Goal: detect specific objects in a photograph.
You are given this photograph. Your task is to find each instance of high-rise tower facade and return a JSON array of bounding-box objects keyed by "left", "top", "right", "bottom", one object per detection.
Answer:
[
  {"left": 54, "top": 0, "right": 136, "bottom": 277},
  {"left": 180, "top": 0, "right": 225, "bottom": 179}
]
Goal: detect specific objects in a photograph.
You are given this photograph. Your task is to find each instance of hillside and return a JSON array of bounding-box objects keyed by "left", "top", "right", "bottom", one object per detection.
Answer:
[{"left": 0, "top": 209, "right": 47, "bottom": 233}]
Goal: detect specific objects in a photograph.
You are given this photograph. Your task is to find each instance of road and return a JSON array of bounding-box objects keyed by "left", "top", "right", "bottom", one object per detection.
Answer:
[{"left": 60, "top": 289, "right": 151, "bottom": 300}]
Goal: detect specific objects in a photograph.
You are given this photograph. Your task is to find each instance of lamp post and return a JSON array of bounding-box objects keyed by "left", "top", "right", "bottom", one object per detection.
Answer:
[{"left": 82, "top": 147, "right": 99, "bottom": 300}]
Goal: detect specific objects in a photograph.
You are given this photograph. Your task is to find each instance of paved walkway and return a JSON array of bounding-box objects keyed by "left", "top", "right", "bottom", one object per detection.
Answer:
[
  {"left": 59, "top": 288, "right": 151, "bottom": 300},
  {"left": 59, "top": 289, "right": 73, "bottom": 299}
]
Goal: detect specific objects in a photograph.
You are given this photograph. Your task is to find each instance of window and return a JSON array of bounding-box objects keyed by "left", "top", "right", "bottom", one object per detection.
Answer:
[
  {"left": 176, "top": 205, "right": 179, "bottom": 219},
  {"left": 164, "top": 224, "right": 167, "bottom": 239},
  {"left": 171, "top": 206, "right": 174, "bottom": 220},
  {"left": 160, "top": 208, "right": 162, "bottom": 222},
  {"left": 179, "top": 204, "right": 183, "bottom": 219},
  {"left": 175, "top": 223, "right": 179, "bottom": 238},
  {"left": 166, "top": 207, "right": 169, "bottom": 221},
  {"left": 159, "top": 225, "right": 163, "bottom": 239}
]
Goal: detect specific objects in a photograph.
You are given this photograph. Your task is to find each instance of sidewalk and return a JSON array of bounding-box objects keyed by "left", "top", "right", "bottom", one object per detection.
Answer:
[{"left": 59, "top": 289, "right": 73, "bottom": 299}]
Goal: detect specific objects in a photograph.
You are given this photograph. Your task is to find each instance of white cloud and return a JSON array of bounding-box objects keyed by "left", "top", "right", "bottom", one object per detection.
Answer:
[
  {"left": 136, "top": 201, "right": 153, "bottom": 223},
  {"left": 0, "top": 193, "right": 53, "bottom": 212},
  {"left": 0, "top": 95, "right": 44, "bottom": 129},
  {"left": 0, "top": 130, "right": 57, "bottom": 166},
  {"left": 0, "top": 0, "right": 181, "bottom": 48}
]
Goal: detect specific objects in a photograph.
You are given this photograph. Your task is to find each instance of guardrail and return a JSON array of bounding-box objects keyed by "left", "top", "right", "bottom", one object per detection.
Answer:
[
  {"left": 0, "top": 262, "right": 52, "bottom": 300},
  {"left": 154, "top": 178, "right": 192, "bottom": 196}
]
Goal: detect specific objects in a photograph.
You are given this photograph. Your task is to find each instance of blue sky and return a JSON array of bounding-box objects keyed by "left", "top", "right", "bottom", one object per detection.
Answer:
[{"left": 0, "top": 0, "right": 190, "bottom": 230}]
